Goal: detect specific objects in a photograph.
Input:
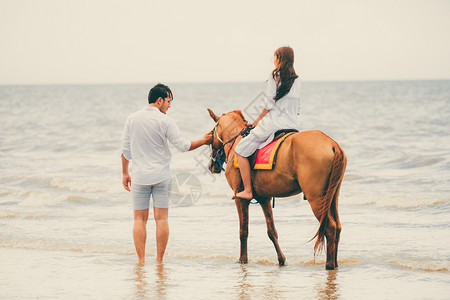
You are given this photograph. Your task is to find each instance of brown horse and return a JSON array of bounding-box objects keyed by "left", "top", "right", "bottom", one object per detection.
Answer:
[{"left": 207, "top": 109, "right": 347, "bottom": 270}]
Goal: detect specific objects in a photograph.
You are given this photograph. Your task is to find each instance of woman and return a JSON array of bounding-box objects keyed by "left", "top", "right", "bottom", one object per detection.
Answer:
[{"left": 234, "top": 46, "right": 301, "bottom": 200}]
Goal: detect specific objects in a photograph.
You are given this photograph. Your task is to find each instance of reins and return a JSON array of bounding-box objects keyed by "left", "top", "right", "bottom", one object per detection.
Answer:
[
  {"left": 222, "top": 124, "right": 254, "bottom": 154},
  {"left": 211, "top": 123, "right": 254, "bottom": 171}
]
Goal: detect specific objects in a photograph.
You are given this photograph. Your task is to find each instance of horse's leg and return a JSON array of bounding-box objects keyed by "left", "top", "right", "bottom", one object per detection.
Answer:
[
  {"left": 300, "top": 156, "right": 343, "bottom": 269},
  {"left": 325, "top": 215, "right": 337, "bottom": 270},
  {"left": 235, "top": 198, "right": 249, "bottom": 264},
  {"left": 260, "top": 198, "right": 286, "bottom": 266},
  {"left": 308, "top": 197, "right": 337, "bottom": 270},
  {"left": 333, "top": 215, "right": 341, "bottom": 268},
  {"left": 330, "top": 183, "right": 342, "bottom": 268}
]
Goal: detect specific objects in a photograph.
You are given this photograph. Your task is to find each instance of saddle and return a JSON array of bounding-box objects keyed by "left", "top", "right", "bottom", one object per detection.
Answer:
[{"left": 234, "top": 129, "right": 298, "bottom": 170}]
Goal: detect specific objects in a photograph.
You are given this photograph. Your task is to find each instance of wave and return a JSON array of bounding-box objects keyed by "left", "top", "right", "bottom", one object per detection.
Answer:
[
  {"left": 0, "top": 211, "right": 51, "bottom": 219},
  {"left": 6, "top": 189, "right": 89, "bottom": 206},
  {"left": 387, "top": 254, "right": 449, "bottom": 273},
  {"left": 389, "top": 259, "right": 448, "bottom": 273},
  {"left": 64, "top": 195, "right": 96, "bottom": 204},
  {"left": 51, "top": 178, "right": 121, "bottom": 194},
  {"left": 0, "top": 175, "right": 124, "bottom": 206},
  {"left": 1, "top": 175, "right": 122, "bottom": 194},
  {"left": 383, "top": 154, "right": 446, "bottom": 169},
  {"left": 343, "top": 173, "right": 363, "bottom": 180},
  {"left": 341, "top": 192, "right": 450, "bottom": 209},
  {"left": 0, "top": 190, "right": 13, "bottom": 197},
  {"left": 1, "top": 188, "right": 113, "bottom": 207},
  {"left": 1, "top": 176, "right": 52, "bottom": 189},
  {"left": 0, "top": 237, "right": 135, "bottom": 256}
]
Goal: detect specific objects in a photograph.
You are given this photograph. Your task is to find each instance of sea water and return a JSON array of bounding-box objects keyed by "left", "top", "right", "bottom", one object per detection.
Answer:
[{"left": 1, "top": 81, "right": 449, "bottom": 299}]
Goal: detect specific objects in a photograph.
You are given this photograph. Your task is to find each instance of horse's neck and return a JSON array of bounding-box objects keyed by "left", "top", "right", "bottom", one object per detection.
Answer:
[
  {"left": 219, "top": 120, "right": 244, "bottom": 159},
  {"left": 222, "top": 122, "right": 244, "bottom": 142}
]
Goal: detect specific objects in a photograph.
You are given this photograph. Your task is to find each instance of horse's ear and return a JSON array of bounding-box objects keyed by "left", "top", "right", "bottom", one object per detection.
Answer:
[
  {"left": 207, "top": 108, "right": 219, "bottom": 122},
  {"left": 233, "top": 110, "right": 247, "bottom": 123}
]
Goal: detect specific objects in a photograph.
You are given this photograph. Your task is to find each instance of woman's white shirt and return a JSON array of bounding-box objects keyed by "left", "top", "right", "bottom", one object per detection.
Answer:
[{"left": 253, "top": 74, "right": 301, "bottom": 141}]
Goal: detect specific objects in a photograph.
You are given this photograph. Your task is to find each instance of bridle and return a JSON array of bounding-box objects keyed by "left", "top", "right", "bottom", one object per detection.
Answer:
[
  {"left": 210, "top": 123, "right": 227, "bottom": 171},
  {"left": 210, "top": 122, "right": 254, "bottom": 171}
]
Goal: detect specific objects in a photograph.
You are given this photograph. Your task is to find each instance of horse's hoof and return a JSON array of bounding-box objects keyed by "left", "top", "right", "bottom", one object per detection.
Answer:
[
  {"left": 238, "top": 259, "right": 248, "bottom": 264},
  {"left": 325, "top": 264, "right": 336, "bottom": 270},
  {"left": 278, "top": 256, "right": 286, "bottom": 266}
]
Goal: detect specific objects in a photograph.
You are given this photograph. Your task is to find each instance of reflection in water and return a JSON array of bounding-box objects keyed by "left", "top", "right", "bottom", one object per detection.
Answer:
[
  {"left": 237, "top": 264, "right": 252, "bottom": 299},
  {"left": 133, "top": 263, "right": 167, "bottom": 299},
  {"left": 236, "top": 264, "right": 285, "bottom": 299},
  {"left": 315, "top": 270, "right": 339, "bottom": 300},
  {"left": 154, "top": 263, "right": 167, "bottom": 298},
  {"left": 133, "top": 263, "right": 149, "bottom": 299},
  {"left": 263, "top": 267, "right": 284, "bottom": 299}
]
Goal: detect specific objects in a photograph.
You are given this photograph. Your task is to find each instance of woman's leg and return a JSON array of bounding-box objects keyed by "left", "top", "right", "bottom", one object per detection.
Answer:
[{"left": 235, "top": 153, "right": 253, "bottom": 200}]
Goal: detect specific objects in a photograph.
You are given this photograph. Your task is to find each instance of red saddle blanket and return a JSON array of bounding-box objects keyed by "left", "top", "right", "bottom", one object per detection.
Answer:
[{"left": 234, "top": 132, "right": 296, "bottom": 170}]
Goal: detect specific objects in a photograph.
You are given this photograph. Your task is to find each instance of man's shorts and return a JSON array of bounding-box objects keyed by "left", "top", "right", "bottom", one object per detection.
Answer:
[{"left": 131, "top": 177, "right": 172, "bottom": 210}]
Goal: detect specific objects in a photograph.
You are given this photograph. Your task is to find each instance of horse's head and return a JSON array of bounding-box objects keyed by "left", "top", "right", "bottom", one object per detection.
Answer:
[
  {"left": 207, "top": 109, "right": 247, "bottom": 174},
  {"left": 207, "top": 109, "right": 226, "bottom": 174}
]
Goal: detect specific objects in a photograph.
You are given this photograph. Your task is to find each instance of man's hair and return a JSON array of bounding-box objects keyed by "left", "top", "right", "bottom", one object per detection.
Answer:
[{"left": 148, "top": 83, "right": 173, "bottom": 104}]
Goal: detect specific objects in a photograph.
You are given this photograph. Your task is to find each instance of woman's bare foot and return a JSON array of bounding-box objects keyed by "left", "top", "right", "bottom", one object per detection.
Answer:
[{"left": 233, "top": 190, "right": 253, "bottom": 200}]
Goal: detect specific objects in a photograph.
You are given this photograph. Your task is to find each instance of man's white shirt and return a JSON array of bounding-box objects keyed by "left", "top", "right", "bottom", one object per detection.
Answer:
[{"left": 122, "top": 106, "right": 191, "bottom": 185}]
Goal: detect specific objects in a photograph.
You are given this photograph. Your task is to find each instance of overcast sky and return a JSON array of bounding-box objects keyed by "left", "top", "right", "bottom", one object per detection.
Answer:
[{"left": 1, "top": 0, "right": 449, "bottom": 84}]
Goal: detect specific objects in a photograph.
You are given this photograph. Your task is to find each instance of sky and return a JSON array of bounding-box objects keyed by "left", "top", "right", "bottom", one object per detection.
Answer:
[{"left": 0, "top": 0, "right": 449, "bottom": 84}]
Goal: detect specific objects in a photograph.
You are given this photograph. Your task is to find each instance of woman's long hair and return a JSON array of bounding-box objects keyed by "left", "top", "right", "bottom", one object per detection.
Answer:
[{"left": 272, "top": 46, "right": 298, "bottom": 101}]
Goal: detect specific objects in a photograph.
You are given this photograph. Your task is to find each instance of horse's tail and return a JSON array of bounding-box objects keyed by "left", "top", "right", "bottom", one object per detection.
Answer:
[{"left": 312, "top": 140, "right": 346, "bottom": 256}]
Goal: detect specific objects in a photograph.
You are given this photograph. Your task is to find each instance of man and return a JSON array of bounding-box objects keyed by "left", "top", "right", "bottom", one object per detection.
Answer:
[{"left": 121, "top": 83, "right": 212, "bottom": 263}]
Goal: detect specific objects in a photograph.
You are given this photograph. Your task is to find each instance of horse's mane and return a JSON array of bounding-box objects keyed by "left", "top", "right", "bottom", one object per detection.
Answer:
[{"left": 224, "top": 110, "right": 248, "bottom": 125}]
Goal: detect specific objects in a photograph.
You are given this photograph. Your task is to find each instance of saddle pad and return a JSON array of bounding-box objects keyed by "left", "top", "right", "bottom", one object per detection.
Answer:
[{"left": 234, "top": 132, "right": 296, "bottom": 170}]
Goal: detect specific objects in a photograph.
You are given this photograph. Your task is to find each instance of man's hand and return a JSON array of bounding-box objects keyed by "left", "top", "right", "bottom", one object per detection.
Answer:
[
  {"left": 203, "top": 131, "right": 213, "bottom": 145},
  {"left": 121, "top": 155, "right": 131, "bottom": 191},
  {"left": 122, "top": 173, "right": 131, "bottom": 192},
  {"left": 189, "top": 131, "right": 213, "bottom": 151}
]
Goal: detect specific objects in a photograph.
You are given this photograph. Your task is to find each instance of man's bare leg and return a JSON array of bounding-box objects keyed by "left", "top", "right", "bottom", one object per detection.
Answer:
[
  {"left": 154, "top": 207, "right": 169, "bottom": 263},
  {"left": 133, "top": 209, "right": 149, "bottom": 263}
]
